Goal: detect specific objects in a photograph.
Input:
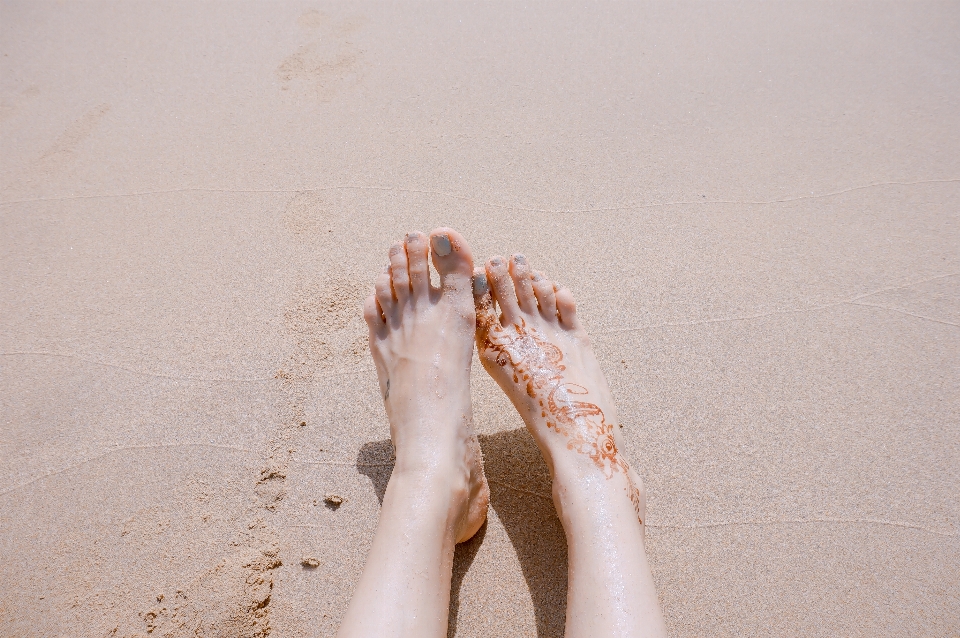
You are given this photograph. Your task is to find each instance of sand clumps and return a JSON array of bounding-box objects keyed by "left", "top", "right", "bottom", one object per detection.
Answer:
[
  {"left": 323, "top": 494, "right": 345, "bottom": 508},
  {"left": 135, "top": 520, "right": 281, "bottom": 638}
]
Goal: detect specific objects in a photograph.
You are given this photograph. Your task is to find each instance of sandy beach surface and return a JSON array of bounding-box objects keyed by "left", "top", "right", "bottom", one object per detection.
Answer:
[{"left": 2, "top": 2, "right": 958, "bottom": 636}]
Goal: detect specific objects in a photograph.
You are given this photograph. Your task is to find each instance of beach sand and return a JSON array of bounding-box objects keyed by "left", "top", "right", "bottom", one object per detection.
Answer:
[{"left": 1, "top": 2, "right": 958, "bottom": 636}]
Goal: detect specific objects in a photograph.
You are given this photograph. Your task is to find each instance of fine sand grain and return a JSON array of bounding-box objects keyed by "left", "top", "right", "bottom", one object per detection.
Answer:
[{"left": 1, "top": 2, "right": 958, "bottom": 636}]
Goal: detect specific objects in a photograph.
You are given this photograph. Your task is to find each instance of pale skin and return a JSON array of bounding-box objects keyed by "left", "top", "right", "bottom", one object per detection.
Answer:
[{"left": 338, "top": 228, "right": 667, "bottom": 638}]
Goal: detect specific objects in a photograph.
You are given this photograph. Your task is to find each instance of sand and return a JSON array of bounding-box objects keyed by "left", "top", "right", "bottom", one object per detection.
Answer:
[{"left": 1, "top": 2, "right": 958, "bottom": 636}]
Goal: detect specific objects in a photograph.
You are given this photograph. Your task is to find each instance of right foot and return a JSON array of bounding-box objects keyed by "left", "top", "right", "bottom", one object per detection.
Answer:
[
  {"left": 473, "top": 254, "right": 646, "bottom": 525},
  {"left": 362, "top": 228, "right": 489, "bottom": 543}
]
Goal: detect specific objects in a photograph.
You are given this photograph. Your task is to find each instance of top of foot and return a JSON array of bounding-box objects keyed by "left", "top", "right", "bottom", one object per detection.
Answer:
[{"left": 473, "top": 253, "right": 644, "bottom": 523}]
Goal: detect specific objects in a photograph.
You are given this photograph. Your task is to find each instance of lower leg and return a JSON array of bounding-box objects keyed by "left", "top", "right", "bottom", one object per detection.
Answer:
[
  {"left": 336, "top": 462, "right": 463, "bottom": 637},
  {"left": 552, "top": 453, "right": 665, "bottom": 637}
]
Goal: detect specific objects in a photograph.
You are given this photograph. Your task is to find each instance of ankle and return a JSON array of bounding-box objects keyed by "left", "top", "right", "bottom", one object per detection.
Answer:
[
  {"left": 387, "top": 462, "right": 471, "bottom": 510},
  {"left": 550, "top": 456, "right": 645, "bottom": 526}
]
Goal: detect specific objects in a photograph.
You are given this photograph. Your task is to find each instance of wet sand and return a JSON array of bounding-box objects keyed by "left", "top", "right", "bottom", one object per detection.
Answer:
[{"left": 1, "top": 2, "right": 958, "bottom": 636}]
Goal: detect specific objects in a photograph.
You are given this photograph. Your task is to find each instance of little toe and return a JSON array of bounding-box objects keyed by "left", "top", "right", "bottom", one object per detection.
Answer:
[
  {"left": 508, "top": 254, "right": 538, "bottom": 315},
  {"left": 486, "top": 256, "right": 521, "bottom": 326},
  {"left": 555, "top": 284, "right": 579, "bottom": 328},
  {"left": 388, "top": 242, "right": 410, "bottom": 302},
  {"left": 374, "top": 267, "right": 395, "bottom": 320},
  {"left": 404, "top": 232, "right": 431, "bottom": 299},
  {"left": 429, "top": 227, "right": 474, "bottom": 294},
  {"left": 363, "top": 294, "right": 385, "bottom": 333},
  {"left": 531, "top": 271, "right": 558, "bottom": 321}
]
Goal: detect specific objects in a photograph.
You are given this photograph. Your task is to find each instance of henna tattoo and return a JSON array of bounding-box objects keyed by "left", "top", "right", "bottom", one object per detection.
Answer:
[{"left": 479, "top": 312, "right": 644, "bottom": 524}]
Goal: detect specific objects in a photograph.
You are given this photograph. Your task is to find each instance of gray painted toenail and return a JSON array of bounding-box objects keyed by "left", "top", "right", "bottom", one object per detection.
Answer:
[
  {"left": 532, "top": 272, "right": 544, "bottom": 281},
  {"left": 514, "top": 254, "right": 526, "bottom": 265},
  {"left": 431, "top": 234, "right": 452, "bottom": 256},
  {"left": 405, "top": 232, "right": 422, "bottom": 242},
  {"left": 473, "top": 273, "right": 489, "bottom": 295},
  {"left": 490, "top": 257, "right": 504, "bottom": 266}
]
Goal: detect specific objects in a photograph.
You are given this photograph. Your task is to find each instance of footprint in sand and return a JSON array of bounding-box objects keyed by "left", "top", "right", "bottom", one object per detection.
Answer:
[{"left": 277, "top": 10, "right": 366, "bottom": 101}]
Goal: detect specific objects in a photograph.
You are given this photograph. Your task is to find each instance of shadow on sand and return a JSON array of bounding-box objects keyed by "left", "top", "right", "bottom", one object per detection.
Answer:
[{"left": 357, "top": 427, "right": 567, "bottom": 637}]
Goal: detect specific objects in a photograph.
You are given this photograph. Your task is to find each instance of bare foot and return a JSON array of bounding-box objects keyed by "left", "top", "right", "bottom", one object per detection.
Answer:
[
  {"left": 473, "top": 254, "right": 645, "bottom": 525},
  {"left": 362, "top": 228, "right": 488, "bottom": 543},
  {"left": 474, "top": 254, "right": 665, "bottom": 637}
]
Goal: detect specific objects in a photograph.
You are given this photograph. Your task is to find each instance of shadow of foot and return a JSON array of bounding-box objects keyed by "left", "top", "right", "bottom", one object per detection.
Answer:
[
  {"left": 356, "top": 438, "right": 396, "bottom": 504},
  {"left": 479, "top": 428, "right": 567, "bottom": 638},
  {"left": 356, "top": 429, "right": 567, "bottom": 638},
  {"left": 447, "top": 519, "right": 486, "bottom": 637}
]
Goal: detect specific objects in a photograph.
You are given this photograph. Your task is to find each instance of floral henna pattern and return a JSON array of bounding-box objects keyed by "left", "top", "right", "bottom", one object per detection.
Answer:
[{"left": 480, "top": 313, "right": 644, "bottom": 523}]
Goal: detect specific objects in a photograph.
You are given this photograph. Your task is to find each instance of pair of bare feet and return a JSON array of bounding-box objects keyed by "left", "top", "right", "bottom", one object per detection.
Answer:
[{"left": 338, "top": 228, "right": 667, "bottom": 638}]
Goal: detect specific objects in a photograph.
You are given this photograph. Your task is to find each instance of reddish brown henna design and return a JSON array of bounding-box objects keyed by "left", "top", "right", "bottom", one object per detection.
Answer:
[{"left": 479, "top": 312, "right": 644, "bottom": 524}]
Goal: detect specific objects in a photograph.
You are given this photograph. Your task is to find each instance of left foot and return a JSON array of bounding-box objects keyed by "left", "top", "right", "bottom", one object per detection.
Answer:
[{"left": 362, "top": 228, "right": 488, "bottom": 543}]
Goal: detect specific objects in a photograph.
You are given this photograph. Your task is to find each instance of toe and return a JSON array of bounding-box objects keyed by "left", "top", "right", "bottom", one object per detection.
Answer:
[
  {"left": 374, "top": 267, "right": 395, "bottom": 319},
  {"left": 404, "top": 232, "right": 431, "bottom": 299},
  {"left": 555, "top": 285, "right": 579, "bottom": 328},
  {"left": 486, "top": 256, "right": 521, "bottom": 326},
  {"left": 473, "top": 269, "right": 502, "bottom": 341},
  {"left": 532, "top": 271, "right": 558, "bottom": 321},
  {"left": 508, "top": 254, "right": 537, "bottom": 314},
  {"left": 429, "top": 227, "right": 474, "bottom": 294},
  {"left": 388, "top": 241, "right": 410, "bottom": 302},
  {"left": 363, "top": 294, "right": 385, "bottom": 333}
]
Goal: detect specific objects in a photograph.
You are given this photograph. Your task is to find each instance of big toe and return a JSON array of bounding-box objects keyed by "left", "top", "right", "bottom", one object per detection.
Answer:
[
  {"left": 430, "top": 227, "right": 474, "bottom": 294},
  {"left": 472, "top": 268, "right": 501, "bottom": 338}
]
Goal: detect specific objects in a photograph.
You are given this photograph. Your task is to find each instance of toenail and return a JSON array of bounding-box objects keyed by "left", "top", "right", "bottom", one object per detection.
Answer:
[
  {"left": 532, "top": 272, "right": 544, "bottom": 281},
  {"left": 473, "top": 273, "right": 489, "bottom": 295},
  {"left": 490, "top": 257, "right": 504, "bottom": 266},
  {"left": 513, "top": 254, "right": 526, "bottom": 265},
  {"left": 431, "top": 234, "right": 452, "bottom": 256},
  {"left": 405, "top": 232, "right": 422, "bottom": 242}
]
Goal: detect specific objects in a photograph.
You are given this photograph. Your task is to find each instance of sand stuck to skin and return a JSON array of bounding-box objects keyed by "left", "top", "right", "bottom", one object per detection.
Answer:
[{"left": 1, "top": 2, "right": 958, "bottom": 636}]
